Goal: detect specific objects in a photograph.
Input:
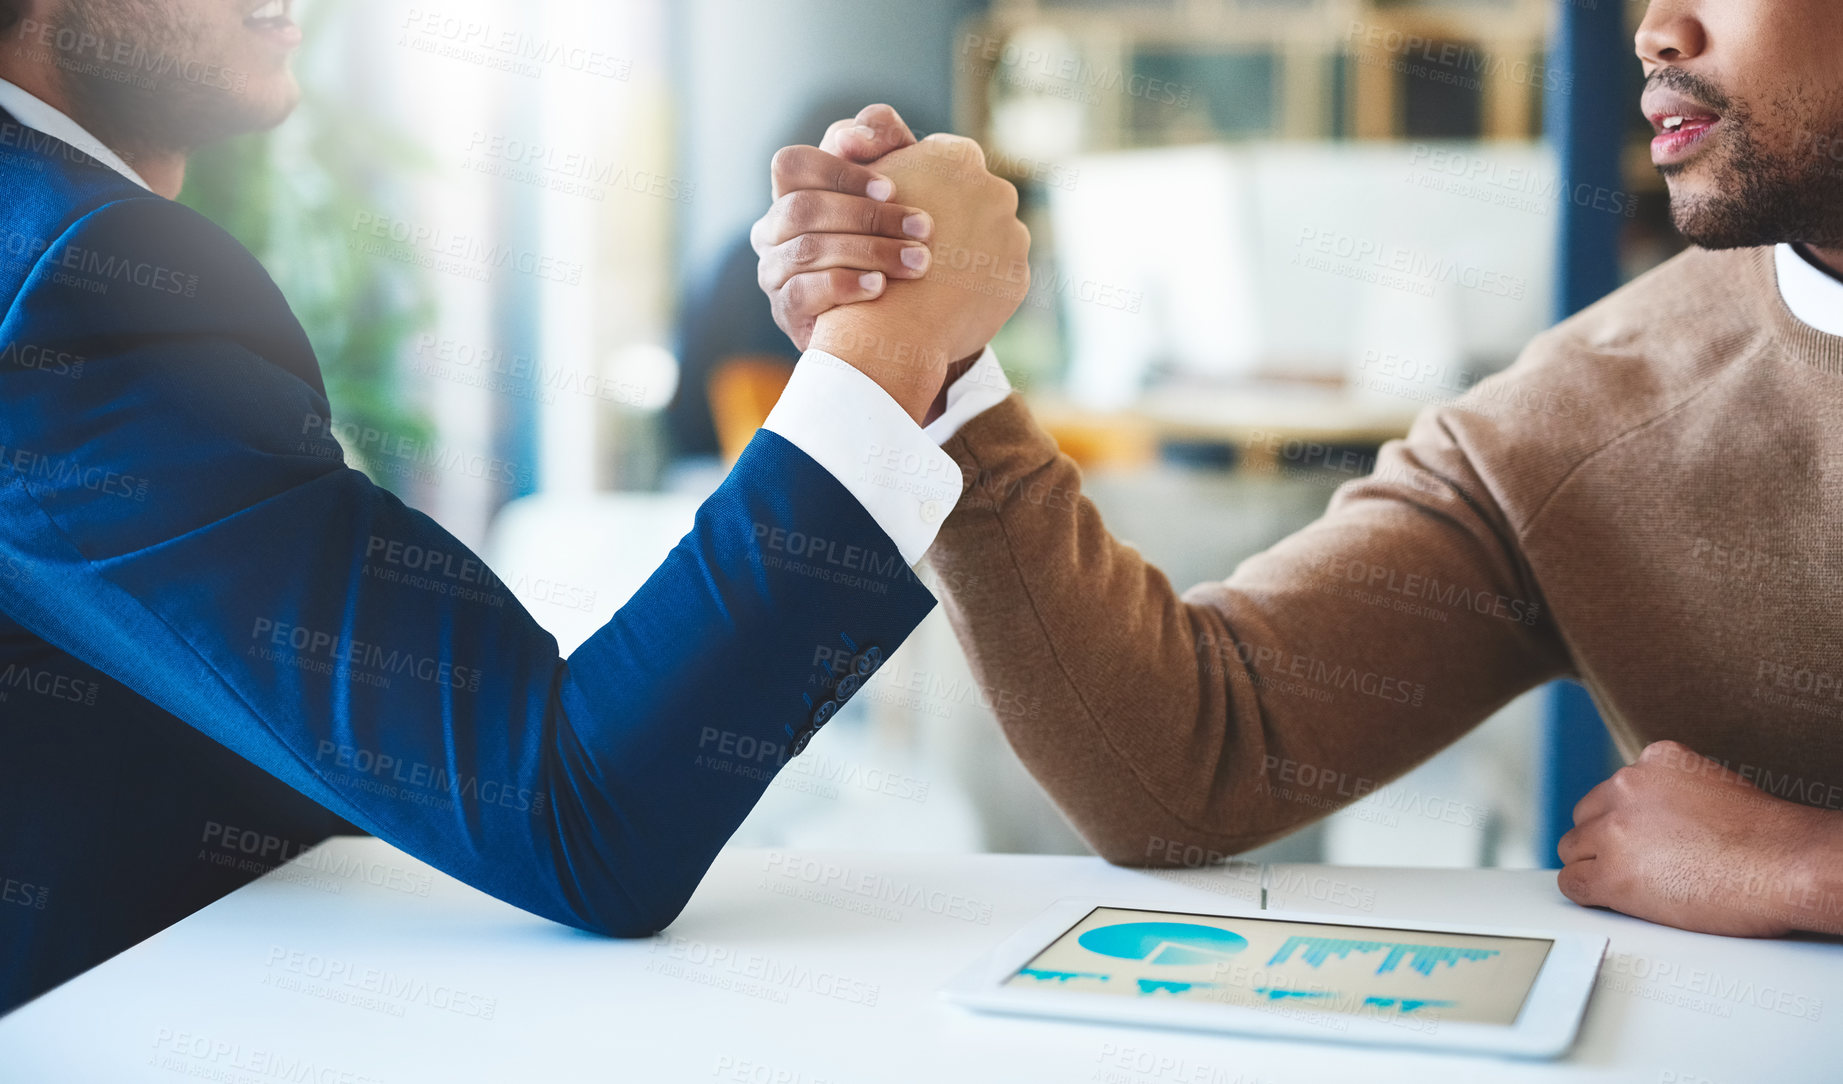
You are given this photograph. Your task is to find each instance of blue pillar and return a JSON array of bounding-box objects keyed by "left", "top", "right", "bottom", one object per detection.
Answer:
[
  {"left": 1550, "top": 0, "right": 1628, "bottom": 315},
  {"left": 1537, "top": 681, "right": 1614, "bottom": 865},
  {"left": 1536, "top": 0, "right": 1628, "bottom": 867}
]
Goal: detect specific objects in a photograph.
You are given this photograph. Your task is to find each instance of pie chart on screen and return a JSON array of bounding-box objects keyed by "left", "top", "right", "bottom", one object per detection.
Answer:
[{"left": 1078, "top": 922, "right": 1250, "bottom": 967}]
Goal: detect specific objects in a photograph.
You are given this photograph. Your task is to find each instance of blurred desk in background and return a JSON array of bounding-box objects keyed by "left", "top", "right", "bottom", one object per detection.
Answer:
[{"left": 1030, "top": 383, "right": 1423, "bottom": 472}]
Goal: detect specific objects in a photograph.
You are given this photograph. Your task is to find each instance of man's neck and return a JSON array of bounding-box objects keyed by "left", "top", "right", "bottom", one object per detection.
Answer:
[{"left": 0, "top": 65, "right": 185, "bottom": 198}]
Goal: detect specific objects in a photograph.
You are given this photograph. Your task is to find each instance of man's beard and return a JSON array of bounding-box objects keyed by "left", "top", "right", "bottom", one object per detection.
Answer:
[
  {"left": 54, "top": 0, "right": 289, "bottom": 157},
  {"left": 1659, "top": 72, "right": 1843, "bottom": 250}
]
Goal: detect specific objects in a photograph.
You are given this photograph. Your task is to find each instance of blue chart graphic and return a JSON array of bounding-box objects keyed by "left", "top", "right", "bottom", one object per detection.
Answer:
[
  {"left": 1138, "top": 979, "right": 1215, "bottom": 996},
  {"left": 1266, "top": 935, "right": 1499, "bottom": 976},
  {"left": 1078, "top": 923, "right": 1250, "bottom": 967},
  {"left": 1018, "top": 969, "right": 1112, "bottom": 984},
  {"left": 1251, "top": 987, "right": 1335, "bottom": 1003}
]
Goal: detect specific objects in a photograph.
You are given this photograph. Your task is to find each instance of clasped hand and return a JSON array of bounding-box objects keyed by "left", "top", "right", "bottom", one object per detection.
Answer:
[{"left": 752, "top": 105, "right": 1030, "bottom": 423}]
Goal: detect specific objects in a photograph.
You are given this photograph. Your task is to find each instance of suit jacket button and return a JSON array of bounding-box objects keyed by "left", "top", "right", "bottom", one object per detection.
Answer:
[
  {"left": 789, "top": 730, "right": 814, "bottom": 757},
  {"left": 812, "top": 700, "right": 840, "bottom": 728},
  {"left": 835, "top": 674, "right": 862, "bottom": 701},
  {"left": 851, "top": 647, "right": 883, "bottom": 676}
]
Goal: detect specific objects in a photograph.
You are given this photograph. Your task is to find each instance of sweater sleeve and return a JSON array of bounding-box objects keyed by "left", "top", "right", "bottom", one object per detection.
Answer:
[
  {"left": 926, "top": 393, "right": 1571, "bottom": 865},
  {"left": 0, "top": 196, "right": 936, "bottom": 935}
]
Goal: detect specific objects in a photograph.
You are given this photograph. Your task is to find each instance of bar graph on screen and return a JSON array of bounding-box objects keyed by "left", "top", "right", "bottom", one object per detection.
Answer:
[{"left": 1266, "top": 934, "right": 1501, "bottom": 976}]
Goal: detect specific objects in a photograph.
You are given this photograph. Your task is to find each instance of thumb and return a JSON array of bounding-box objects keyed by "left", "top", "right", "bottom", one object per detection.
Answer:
[{"left": 830, "top": 103, "right": 918, "bottom": 163}]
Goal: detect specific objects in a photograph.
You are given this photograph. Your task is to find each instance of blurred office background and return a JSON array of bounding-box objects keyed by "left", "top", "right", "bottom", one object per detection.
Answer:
[{"left": 186, "top": 0, "right": 1677, "bottom": 871}]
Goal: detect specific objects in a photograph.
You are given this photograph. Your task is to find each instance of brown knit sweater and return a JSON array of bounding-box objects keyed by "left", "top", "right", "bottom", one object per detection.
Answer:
[{"left": 928, "top": 245, "right": 1843, "bottom": 866}]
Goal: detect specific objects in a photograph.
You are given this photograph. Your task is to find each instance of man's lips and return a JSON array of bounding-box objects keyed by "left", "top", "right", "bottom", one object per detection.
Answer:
[
  {"left": 1651, "top": 115, "right": 1718, "bottom": 165},
  {"left": 244, "top": 0, "right": 302, "bottom": 49},
  {"left": 1644, "top": 86, "right": 1723, "bottom": 167}
]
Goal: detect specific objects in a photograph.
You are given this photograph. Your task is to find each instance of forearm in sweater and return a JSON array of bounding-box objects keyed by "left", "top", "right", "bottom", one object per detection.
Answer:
[{"left": 928, "top": 393, "right": 1572, "bottom": 866}]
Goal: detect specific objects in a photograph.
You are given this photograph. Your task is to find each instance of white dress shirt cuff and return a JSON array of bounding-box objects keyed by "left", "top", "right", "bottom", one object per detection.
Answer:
[
  {"left": 924, "top": 347, "right": 1014, "bottom": 444},
  {"left": 763, "top": 350, "right": 964, "bottom": 566}
]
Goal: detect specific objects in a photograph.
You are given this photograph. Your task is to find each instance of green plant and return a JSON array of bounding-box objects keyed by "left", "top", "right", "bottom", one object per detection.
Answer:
[{"left": 179, "top": 3, "right": 435, "bottom": 483}]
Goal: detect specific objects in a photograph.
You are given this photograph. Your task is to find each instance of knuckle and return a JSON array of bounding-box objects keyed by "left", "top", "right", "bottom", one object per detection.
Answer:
[
  {"left": 760, "top": 201, "right": 788, "bottom": 239},
  {"left": 1642, "top": 740, "right": 1684, "bottom": 763},
  {"left": 781, "top": 273, "right": 817, "bottom": 313},
  {"left": 784, "top": 233, "right": 823, "bottom": 269},
  {"left": 784, "top": 191, "right": 822, "bottom": 233},
  {"left": 931, "top": 133, "right": 984, "bottom": 166},
  {"left": 771, "top": 145, "right": 809, "bottom": 180},
  {"left": 1557, "top": 866, "right": 1590, "bottom": 901}
]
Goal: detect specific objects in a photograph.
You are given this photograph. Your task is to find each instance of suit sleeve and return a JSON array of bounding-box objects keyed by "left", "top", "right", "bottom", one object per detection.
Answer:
[
  {"left": 0, "top": 196, "right": 935, "bottom": 935},
  {"left": 926, "top": 393, "right": 1573, "bottom": 865}
]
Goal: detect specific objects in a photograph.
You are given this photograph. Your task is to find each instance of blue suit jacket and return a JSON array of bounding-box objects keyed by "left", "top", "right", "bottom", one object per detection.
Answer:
[{"left": 0, "top": 110, "right": 937, "bottom": 1013}]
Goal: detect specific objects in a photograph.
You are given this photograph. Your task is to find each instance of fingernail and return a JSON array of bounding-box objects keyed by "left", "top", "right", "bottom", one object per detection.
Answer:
[
  {"left": 859, "top": 272, "right": 885, "bottom": 293},
  {"left": 852, "top": 125, "right": 878, "bottom": 142},
  {"left": 866, "top": 176, "right": 894, "bottom": 202},
  {"left": 902, "top": 214, "right": 932, "bottom": 240},
  {"left": 901, "top": 246, "right": 929, "bottom": 271}
]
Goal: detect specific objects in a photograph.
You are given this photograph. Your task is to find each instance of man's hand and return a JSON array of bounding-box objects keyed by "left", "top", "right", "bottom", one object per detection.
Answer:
[
  {"left": 808, "top": 134, "right": 1029, "bottom": 421},
  {"left": 753, "top": 105, "right": 929, "bottom": 353},
  {"left": 754, "top": 105, "right": 1030, "bottom": 422},
  {"left": 1558, "top": 740, "right": 1843, "bottom": 937}
]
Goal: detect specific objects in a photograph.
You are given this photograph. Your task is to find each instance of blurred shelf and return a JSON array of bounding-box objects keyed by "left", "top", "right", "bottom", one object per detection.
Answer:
[{"left": 957, "top": 0, "right": 1555, "bottom": 167}]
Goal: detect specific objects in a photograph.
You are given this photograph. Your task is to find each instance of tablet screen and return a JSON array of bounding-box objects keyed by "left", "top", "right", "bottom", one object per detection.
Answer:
[{"left": 1004, "top": 906, "right": 1552, "bottom": 1026}]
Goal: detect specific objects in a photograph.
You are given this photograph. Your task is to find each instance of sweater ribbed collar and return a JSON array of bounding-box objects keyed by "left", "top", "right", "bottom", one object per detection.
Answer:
[{"left": 1755, "top": 246, "right": 1843, "bottom": 375}]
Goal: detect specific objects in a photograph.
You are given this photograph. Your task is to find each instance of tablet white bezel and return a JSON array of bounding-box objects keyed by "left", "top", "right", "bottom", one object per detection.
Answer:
[{"left": 940, "top": 898, "right": 1607, "bottom": 1059}]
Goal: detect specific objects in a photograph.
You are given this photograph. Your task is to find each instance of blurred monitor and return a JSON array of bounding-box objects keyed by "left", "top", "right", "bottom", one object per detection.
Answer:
[{"left": 1047, "top": 141, "right": 1558, "bottom": 410}]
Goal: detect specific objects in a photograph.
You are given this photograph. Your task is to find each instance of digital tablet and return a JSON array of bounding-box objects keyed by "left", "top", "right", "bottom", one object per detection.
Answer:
[{"left": 941, "top": 900, "right": 1607, "bottom": 1058}]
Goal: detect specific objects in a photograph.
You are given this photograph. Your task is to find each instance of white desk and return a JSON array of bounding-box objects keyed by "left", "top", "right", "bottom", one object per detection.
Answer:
[{"left": 2, "top": 839, "right": 1837, "bottom": 1083}]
